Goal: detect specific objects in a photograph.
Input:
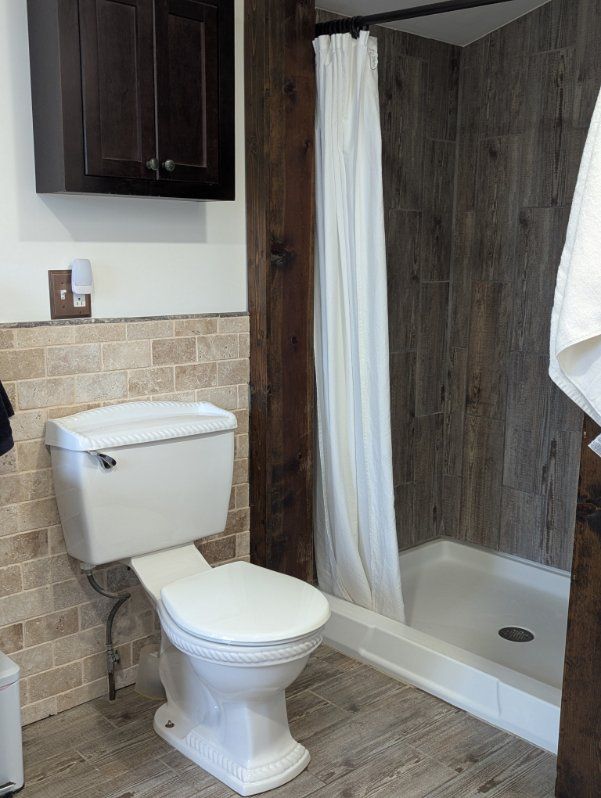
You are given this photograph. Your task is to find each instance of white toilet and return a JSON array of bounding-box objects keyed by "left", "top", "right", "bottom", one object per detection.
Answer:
[{"left": 45, "top": 401, "right": 330, "bottom": 796}]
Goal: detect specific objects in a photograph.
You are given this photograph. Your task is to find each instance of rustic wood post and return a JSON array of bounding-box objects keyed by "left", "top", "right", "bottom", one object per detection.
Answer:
[
  {"left": 556, "top": 416, "right": 601, "bottom": 797},
  {"left": 245, "top": 0, "right": 316, "bottom": 580}
]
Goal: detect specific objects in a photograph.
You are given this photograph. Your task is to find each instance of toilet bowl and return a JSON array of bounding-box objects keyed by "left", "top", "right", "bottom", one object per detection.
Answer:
[
  {"left": 45, "top": 401, "right": 330, "bottom": 796},
  {"left": 129, "top": 545, "right": 329, "bottom": 796}
]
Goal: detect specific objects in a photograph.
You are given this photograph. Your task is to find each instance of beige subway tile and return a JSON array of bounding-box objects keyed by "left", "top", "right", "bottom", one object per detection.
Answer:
[
  {"left": 0, "top": 447, "right": 17, "bottom": 475},
  {"left": 46, "top": 344, "right": 102, "bottom": 377},
  {"left": 0, "top": 586, "right": 53, "bottom": 626},
  {"left": 22, "top": 557, "right": 52, "bottom": 590},
  {"left": 24, "top": 607, "right": 79, "bottom": 647},
  {"left": 196, "top": 534, "right": 236, "bottom": 565},
  {"left": 225, "top": 508, "right": 250, "bottom": 535},
  {"left": 0, "top": 470, "right": 53, "bottom": 505},
  {"left": 11, "top": 642, "right": 54, "bottom": 677},
  {"left": 236, "top": 531, "right": 251, "bottom": 558},
  {"left": 17, "top": 378, "right": 75, "bottom": 410},
  {"left": 197, "top": 334, "right": 239, "bottom": 363},
  {"left": 0, "top": 622, "right": 23, "bottom": 653},
  {"left": 127, "top": 320, "right": 174, "bottom": 340},
  {"left": 0, "top": 529, "right": 49, "bottom": 565},
  {"left": 48, "top": 525, "right": 66, "bottom": 554},
  {"left": 218, "top": 315, "right": 249, "bottom": 333},
  {"left": 0, "top": 565, "right": 22, "bottom": 597},
  {"left": 102, "top": 340, "right": 151, "bottom": 371},
  {"left": 235, "top": 433, "right": 249, "bottom": 459},
  {"left": 195, "top": 385, "right": 238, "bottom": 411},
  {"left": 239, "top": 333, "right": 250, "bottom": 358},
  {"left": 74, "top": 371, "right": 127, "bottom": 403},
  {"left": 53, "top": 626, "right": 105, "bottom": 666},
  {"left": 72, "top": 323, "right": 126, "bottom": 344},
  {"left": 174, "top": 362, "right": 217, "bottom": 391},
  {"left": 15, "top": 326, "right": 75, "bottom": 349},
  {"left": 16, "top": 439, "right": 51, "bottom": 472},
  {"left": 174, "top": 317, "right": 218, "bottom": 336},
  {"left": 3, "top": 381, "right": 16, "bottom": 407},
  {"left": 234, "top": 408, "right": 249, "bottom": 432},
  {"left": 28, "top": 661, "right": 82, "bottom": 703},
  {"left": 18, "top": 498, "right": 59, "bottom": 533},
  {"left": 235, "top": 483, "right": 249, "bottom": 509},
  {"left": 56, "top": 678, "right": 106, "bottom": 713},
  {"left": 52, "top": 578, "right": 96, "bottom": 611},
  {"left": 21, "top": 696, "right": 58, "bottom": 726},
  {"left": 232, "top": 458, "right": 248, "bottom": 486},
  {"left": 49, "top": 554, "right": 82, "bottom": 583},
  {"left": 152, "top": 337, "right": 196, "bottom": 366},
  {"left": 217, "top": 359, "right": 250, "bottom": 386},
  {"left": 0, "top": 329, "right": 15, "bottom": 349},
  {"left": 128, "top": 366, "right": 175, "bottom": 397},
  {"left": 0, "top": 505, "right": 18, "bottom": 538},
  {"left": 79, "top": 598, "right": 110, "bottom": 631},
  {"left": 0, "top": 348, "right": 45, "bottom": 381}
]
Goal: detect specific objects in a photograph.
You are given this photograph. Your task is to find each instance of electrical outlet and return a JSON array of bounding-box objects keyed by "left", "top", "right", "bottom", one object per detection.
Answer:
[{"left": 48, "top": 270, "right": 92, "bottom": 319}]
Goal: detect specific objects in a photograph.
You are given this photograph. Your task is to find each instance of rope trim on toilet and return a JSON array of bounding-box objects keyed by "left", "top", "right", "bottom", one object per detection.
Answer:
[
  {"left": 185, "top": 733, "right": 308, "bottom": 784},
  {"left": 158, "top": 604, "right": 323, "bottom": 664}
]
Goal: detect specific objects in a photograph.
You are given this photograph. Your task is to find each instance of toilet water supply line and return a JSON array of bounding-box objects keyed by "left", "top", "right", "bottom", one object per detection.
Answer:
[{"left": 83, "top": 568, "right": 131, "bottom": 701}]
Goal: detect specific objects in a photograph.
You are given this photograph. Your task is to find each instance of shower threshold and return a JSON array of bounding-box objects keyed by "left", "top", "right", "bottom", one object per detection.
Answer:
[{"left": 321, "top": 538, "right": 570, "bottom": 753}]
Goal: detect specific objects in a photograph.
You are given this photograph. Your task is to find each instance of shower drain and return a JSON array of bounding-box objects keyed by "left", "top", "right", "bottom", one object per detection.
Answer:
[{"left": 498, "top": 626, "right": 535, "bottom": 643}]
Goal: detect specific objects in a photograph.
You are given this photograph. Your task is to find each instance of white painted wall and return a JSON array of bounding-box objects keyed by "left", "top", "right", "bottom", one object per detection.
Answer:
[{"left": 0, "top": 0, "right": 247, "bottom": 323}]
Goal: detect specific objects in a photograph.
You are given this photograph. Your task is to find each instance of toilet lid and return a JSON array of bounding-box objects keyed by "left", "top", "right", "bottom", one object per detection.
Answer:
[{"left": 160, "top": 561, "right": 331, "bottom": 645}]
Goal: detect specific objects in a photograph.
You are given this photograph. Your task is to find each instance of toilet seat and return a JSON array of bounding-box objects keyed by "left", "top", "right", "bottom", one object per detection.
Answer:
[
  {"left": 158, "top": 601, "right": 324, "bottom": 665},
  {"left": 160, "top": 560, "right": 330, "bottom": 647}
]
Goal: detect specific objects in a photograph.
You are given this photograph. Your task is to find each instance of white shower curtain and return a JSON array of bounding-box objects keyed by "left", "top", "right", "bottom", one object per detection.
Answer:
[{"left": 313, "top": 31, "right": 405, "bottom": 622}]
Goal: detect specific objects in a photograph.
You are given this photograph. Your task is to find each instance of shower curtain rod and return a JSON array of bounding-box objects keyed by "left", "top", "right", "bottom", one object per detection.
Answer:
[{"left": 315, "top": 0, "right": 517, "bottom": 38}]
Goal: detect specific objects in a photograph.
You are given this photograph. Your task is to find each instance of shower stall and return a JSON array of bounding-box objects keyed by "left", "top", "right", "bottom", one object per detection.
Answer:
[{"left": 315, "top": 0, "right": 591, "bottom": 753}]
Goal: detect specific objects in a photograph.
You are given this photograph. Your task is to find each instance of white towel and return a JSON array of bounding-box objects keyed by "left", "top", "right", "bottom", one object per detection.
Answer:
[{"left": 549, "top": 87, "right": 601, "bottom": 455}]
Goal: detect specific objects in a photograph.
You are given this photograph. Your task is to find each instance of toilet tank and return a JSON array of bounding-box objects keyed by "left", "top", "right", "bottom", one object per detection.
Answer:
[{"left": 45, "top": 402, "right": 236, "bottom": 566}]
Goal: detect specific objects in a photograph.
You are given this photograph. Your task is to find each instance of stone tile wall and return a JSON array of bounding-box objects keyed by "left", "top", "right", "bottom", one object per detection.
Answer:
[{"left": 0, "top": 315, "right": 250, "bottom": 724}]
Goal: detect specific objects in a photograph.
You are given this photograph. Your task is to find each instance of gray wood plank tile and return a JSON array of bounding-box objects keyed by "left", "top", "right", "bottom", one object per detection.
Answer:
[
  {"left": 425, "top": 737, "right": 550, "bottom": 797},
  {"left": 465, "top": 281, "right": 510, "bottom": 422},
  {"left": 414, "top": 413, "right": 445, "bottom": 541},
  {"left": 459, "top": 414, "right": 505, "bottom": 548},
  {"left": 416, "top": 282, "right": 449, "bottom": 417},
  {"left": 310, "top": 663, "right": 406, "bottom": 714},
  {"left": 386, "top": 210, "right": 420, "bottom": 354},
  {"left": 420, "top": 140, "right": 456, "bottom": 282},
  {"left": 390, "top": 351, "right": 416, "bottom": 487}
]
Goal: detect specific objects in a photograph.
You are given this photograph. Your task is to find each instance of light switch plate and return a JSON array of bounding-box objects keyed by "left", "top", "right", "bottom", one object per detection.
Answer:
[{"left": 48, "top": 270, "right": 92, "bottom": 319}]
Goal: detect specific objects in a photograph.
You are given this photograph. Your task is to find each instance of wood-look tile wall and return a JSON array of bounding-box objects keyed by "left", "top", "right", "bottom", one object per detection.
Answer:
[
  {"left": 445, "top": 0, "right": 600, "bottom": 571},
  {"left": 0, "top": 315, "right": 250, "bottom": 724}
]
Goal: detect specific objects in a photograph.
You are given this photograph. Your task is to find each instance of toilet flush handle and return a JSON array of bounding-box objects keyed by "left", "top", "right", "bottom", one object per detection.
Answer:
[{"left": 88, "top": 451, "right": 117, "bottom": 471}]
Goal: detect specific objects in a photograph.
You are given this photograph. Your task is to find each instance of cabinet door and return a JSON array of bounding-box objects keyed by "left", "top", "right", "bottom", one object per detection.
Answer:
[
  {"left": 154, "top": 0, "right": 225, "bottom": 185},
  {"left": 79, "top": 0, "right": 157, "bottom": 180}
]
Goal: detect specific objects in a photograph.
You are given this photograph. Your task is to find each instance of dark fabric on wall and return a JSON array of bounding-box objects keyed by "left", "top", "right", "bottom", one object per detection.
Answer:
[{"left": 0, "top": 380, "right": 15, "bottom": 457}]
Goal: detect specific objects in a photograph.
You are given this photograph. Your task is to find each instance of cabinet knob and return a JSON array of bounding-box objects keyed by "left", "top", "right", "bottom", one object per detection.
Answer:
[
  {"left": 145, "top": 157, "right": 159, "bottom": 171},
  {"left": 162, "top": 159, "right": 176, "bottom": 173}
]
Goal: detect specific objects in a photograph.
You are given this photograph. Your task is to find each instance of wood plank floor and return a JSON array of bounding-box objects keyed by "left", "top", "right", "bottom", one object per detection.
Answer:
[{"left": 19, "top": 646, "right": 557, "bottom": 797}]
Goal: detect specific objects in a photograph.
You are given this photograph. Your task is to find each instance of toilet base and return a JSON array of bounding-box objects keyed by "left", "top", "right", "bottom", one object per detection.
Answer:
[{"left": 153, "top": 702, "right": 311, "bottom": 796}]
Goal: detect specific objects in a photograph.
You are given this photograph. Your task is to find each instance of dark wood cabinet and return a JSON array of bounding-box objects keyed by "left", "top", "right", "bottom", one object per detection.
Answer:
[{"left": 27, "top": 0, "right": 235, "bottom": 200}]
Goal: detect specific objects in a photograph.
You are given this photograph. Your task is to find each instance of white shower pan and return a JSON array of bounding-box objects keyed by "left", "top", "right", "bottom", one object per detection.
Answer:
[{"left": 322, "top": 538, "right": 570, "bottom": 753}]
